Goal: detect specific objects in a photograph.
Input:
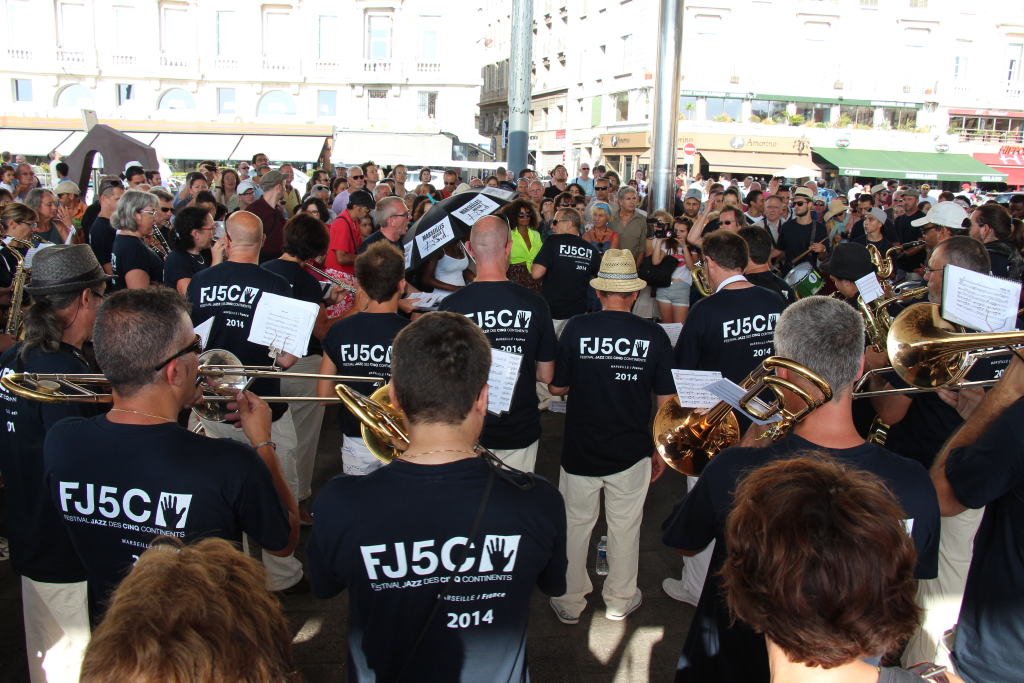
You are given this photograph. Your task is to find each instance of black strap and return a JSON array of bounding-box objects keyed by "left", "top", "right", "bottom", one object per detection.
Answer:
[{"left": 395, "top": 464, "right": 496, "bottom": 682}]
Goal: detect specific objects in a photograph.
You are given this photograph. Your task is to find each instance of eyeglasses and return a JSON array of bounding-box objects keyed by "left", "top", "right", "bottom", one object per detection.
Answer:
[
  {"left": 557, "top": 202, "right": 571, "bottom": 207},
  {"left": 154, "top": 334, "right": 203, "bottom": 372},
  {"left": 880, "top": 191, "right": 891, "bottom": 196},
  {"left": 518, "top": 212, "right": 532, "bottom": 217},
  {"left": 554, "top": 218, "right": 574, "bottom": 224},
  {"left": 444, "top": 182, "right": 456, "bottom": 187},
  {"left": 595, "top": 185, "right": 609, "bottom": 190},
  {"left": 350, "top": 174, "right": 364, "bottom": 179},
  {"left": 390, "top": 212, "right": 410, "bottom": 220},
  {"left": 922, "top": 266, "right": 941, "bottom": 277},
  {"left": 919, "top": 224, "right": 940, "bottom": 234},
  {"left": 792, "top": 201, "right": 809, "bottom": 207},
  {"left": 137, "top": 209, "right": 157, "bottom": 216},
  {"left": 241, "top": 190, "right": 254, "bottom": 196},
  {"left": 238, "top": 165, "right": 250, "bottom": 170},
  {"left": 581, "top": 167, "right": 590, "bottom": 170},
  {"left": 720, "top": 220, "right": 737, "bottom": 226},
  {"left": 814, "top": 202, "right": 826, "bottom": 207},
  {"left": 158, "top": 206, "right": 173, "bottom": 213},
  {"left": 20, "top": 221, "right": 38, "bottom": 228}
]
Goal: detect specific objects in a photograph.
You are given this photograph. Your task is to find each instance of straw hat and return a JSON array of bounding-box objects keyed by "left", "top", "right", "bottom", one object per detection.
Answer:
[
  {"left": 590, "top": 249, "right": 647, "bottom": 292},
  {"left": 823, "top": 199, "right": 847, "bottom": 222}
]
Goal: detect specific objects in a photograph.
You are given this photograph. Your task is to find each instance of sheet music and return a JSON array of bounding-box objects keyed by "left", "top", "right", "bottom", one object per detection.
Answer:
[
  {"left": 194, "top": 316, "right": 215, "bottom": 349},
  {"left": 704, "top": 378, "right": 782, "bottom": 426},
  {"left": 855, "top": 273, "right": 885, "bottom": 304},
  {"left": 16, "top": 241, "right": 55, "bottom": 268},
  {"left": 452, "top": 194, "right": 501, "bottom": 226},
  {"left": 659, "top": 323, "right": 683, "bottom": 347},
  {"left": 941, "top": 264, "right": 1021, "bottom": 333},
  {"left": 403, "top": 241, "right": 413, "bottom": 269},
  {"left": 549, "top": 400, "right": 567, "bottom": 413},
  {"left": 247, "top": 292, "right": 319, "bottom": 358},
  {"left": 405, "top": 291, "right": 451, "bottom": 311},
  {"left": 480, "top": 187, "right": 517, "bottom": 201},
  {"left": 486, "top": 348, "right": 523, "bottom": 415},
  {"left": 672, "top": 370, "right": 722, "bottom": 409}
]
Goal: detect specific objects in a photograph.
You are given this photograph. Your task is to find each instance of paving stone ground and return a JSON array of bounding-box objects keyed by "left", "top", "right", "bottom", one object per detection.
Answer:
[{"left": 0, "top": 407, "right": 695, "bottom": 683}]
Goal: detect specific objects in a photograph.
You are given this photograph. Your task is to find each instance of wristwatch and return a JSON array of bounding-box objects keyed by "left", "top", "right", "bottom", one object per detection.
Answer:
[{"left": 907, "top": 662, "right": 950, "bottom": 682}]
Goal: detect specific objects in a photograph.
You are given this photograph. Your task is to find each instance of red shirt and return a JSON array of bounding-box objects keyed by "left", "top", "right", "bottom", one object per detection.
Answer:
[{"left": 326, "top": 210, "right": 361, "bottom": 275}]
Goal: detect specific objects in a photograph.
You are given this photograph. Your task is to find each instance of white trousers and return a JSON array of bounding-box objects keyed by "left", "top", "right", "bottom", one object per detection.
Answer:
[
  {"left": 551, "top": 457, "right": 651, "bottom": 617},
  {"left": 197, "top": 410, "right": 304, "bottom": 590},
  {"left": 342, "top": 434, "right": 385, "bottom": 476},
  {"left": 537, "top": 318, "right": 569, "bottom": 409},
  {"left": 281, "top": 354, "right": 326, "bottom": 501},
  {"left": 491, "top": 440, "right": 540, "bottom": 474},
  {"left": 677, "top": 475, "right": 715, "bottom": 597},
  {"left": 902, "top": 507, "right": 984, "bottom": 669},
  {"left": 21, "top": 577, "right": 90, "bottom": 683}
]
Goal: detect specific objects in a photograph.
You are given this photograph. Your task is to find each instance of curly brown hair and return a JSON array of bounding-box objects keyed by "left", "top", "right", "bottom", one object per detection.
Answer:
[
  {"left": 503, "top": 198, "right": 539, "bottom": 231},
  {"left": 81, "top": 537, "right": 301, "bottom": 683},
  {"left": 721, "top": 453, "right": 921, "bottom": 669}
]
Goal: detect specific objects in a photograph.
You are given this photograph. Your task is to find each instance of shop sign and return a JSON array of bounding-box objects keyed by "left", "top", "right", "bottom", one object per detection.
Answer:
[{"left": 835, "top": 138, "right": 851, "bottom": 148}]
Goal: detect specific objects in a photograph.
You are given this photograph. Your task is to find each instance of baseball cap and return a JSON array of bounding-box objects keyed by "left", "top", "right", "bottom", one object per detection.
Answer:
[
  {"left": 865, "top": 207, "right": 888, "bottom": 224},
  {"left": 911, "top": 201, "right": 968, "bottom": 229},
  {"left": 684, "top": 188, "right": 703, "bottom": 202},
  {"left": 124, "top": 161, "right": 143, "bottom": 172},
  {"left": 237, "top": 180, "right": 257, "bottom": 194},
  {"left": 819, "top": 243, "right": 875, "bottom": 281},
  {"left": 54, "top": 180, "right": 80, "bottom": 195},
  {"left": 871, "top": 183, "right": 888, "bottom": 194},
  {"left": 901, "top": 188, "right": 920, "bottom": 198},
  {"left": 259, "top": 170, "right": 287, "bottom": 189}
]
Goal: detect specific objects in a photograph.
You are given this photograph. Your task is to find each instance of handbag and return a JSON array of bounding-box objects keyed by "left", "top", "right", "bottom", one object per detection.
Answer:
[{"left": 638, "top": 253, "right": 677, "bottom": 288}]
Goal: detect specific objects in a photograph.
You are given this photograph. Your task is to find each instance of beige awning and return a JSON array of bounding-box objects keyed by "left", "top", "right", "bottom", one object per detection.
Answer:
[{"left": 699, "top": 150, "right": 821, "bottom": 175}]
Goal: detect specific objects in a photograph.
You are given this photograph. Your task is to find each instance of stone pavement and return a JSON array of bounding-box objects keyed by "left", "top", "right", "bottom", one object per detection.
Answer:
[{"left": 0, "top": 408, "right": 696, "bottom": 683}]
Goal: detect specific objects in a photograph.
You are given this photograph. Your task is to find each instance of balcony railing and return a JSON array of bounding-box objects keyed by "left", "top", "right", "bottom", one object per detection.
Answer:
[
  {"left": 7, "top": 48, "right": 32, "bottom": 61},
  {"left": 213, "top": 57, "right": 239, "bottom": 71},
  {"left": 110, "top": 54, "right": 137, "bottom": 67},
  {"left": 56, "top": 51, "right": 86, "bottom": 65},
  {"left": 262, "top": 57, "right": 295, "bottom": 74},
  {"left": 956, "top": 128, "right": 1024, "bottom": 144},
  {"left": 364, "top": 59, "right": 392, "bottom": 73},
  {"left": 160, "top": 54, "right": 190, "bottom": 69},
  {"left": 417, "top": 61, "right": 441, "bottom": 73},
  {"left": 315, "top": 60, "right": 342, "bottom": 74}
]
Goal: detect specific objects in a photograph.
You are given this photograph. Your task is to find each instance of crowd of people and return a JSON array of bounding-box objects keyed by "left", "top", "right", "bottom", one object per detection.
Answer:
[{"left": 0, "top": 151, "right": 1022, "bottom": 683}]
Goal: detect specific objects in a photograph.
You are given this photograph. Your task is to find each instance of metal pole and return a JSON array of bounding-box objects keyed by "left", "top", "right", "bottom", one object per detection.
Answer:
[
  {"left": 649, "top": 0, "right": 684, "bottom": 215},
  {"left": 507, "top": 0, "right": 533, "bottom": 174}
]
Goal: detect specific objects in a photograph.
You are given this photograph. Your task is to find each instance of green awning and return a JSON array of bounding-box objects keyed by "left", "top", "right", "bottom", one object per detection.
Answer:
[{"left": 812, "top": 148, "right": 1007, "bottom": 182}]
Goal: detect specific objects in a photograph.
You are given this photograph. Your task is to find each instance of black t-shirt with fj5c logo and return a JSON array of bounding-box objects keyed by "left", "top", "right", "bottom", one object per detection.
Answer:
[
  {"left": 438, "top": 281, "right": 557, "bottom": 450},
  {"left": 532, "top": 234, "right": 600, "bottom": 319}
]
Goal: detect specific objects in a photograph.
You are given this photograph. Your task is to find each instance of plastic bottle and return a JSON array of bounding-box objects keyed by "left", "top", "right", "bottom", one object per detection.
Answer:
[{"left": 596, "top": 535, "right": 609, "bottom": 575}]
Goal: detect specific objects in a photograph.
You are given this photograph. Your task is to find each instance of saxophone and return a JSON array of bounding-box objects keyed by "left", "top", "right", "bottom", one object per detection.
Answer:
[{"left": 2, "top": 237, "right": 32, "bottom": 337}]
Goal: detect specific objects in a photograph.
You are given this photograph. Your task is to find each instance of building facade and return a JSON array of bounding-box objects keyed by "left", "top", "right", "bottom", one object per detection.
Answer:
[
  {"left": 0, "top": 0, "right": 485, "bottom": 161},
  {"left": 477, "top": 0, "right": 1024, "bottom": 186}
]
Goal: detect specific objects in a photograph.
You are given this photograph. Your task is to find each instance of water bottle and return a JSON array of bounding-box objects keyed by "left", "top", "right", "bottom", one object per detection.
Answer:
[{"left": 596, "top": 535, "right": 609, "bottom": 576}]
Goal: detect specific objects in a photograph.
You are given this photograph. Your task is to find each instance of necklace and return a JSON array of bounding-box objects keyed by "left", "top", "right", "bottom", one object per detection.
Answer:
[
  {"left": 399, "top": 449, "right": 477, "bottom": 460},
  {"left": 109, "top": 408, "right": 175, "bottom": 423},
  {"left": 191, "top": 251, "right": 206, "bottom": 265}
]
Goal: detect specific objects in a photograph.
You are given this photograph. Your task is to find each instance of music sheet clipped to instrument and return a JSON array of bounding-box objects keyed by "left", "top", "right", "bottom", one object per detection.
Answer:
[
  {"left": 487, "top": 349, "right": 523, "bottom": 415},
  {"left": 941, "top": 264, "right": 1022, "bottom": 333},
  {"left": 672, "top": 370, "right": 722, "bottom": 409},
  {"left": 248, "top": 292, "right": 319, "bottom": 357},
  {"left": 855, "top": 273, "right": 885, "bottom": 304},
  {"left": 704, "top": 379, "right": 782, "bottom": 426}
]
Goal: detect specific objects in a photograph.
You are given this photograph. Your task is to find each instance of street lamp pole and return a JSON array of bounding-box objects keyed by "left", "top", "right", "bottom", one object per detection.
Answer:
[
  {"left": 507, "top": 0, "right": 533, "bottom": 174},
  {"left": 649, "top": 0, "right": 684, "bottom": 215}
]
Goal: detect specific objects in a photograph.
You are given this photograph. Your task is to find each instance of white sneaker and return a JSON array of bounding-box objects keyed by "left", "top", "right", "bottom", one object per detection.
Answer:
[
  {"left": 662, "top": 578, "right": 700, "bottom": 606},
  {"left": 606, "top": 589, "right": 642, "bottom": 621},
  {"left": 549, "top": 598, "right": 579, "bottom": 625}
]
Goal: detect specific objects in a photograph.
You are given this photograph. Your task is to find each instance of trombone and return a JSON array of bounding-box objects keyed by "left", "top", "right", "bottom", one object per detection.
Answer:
[
  {"left": 0, "top": 349, "right": 383, "bottom": 421},
  {"left": 652, "top": 357, "right": 833, "bottom": 476}
]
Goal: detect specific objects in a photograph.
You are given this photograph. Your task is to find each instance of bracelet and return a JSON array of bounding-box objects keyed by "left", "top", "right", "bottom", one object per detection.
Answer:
[{"left": 253, "top": 440, "right": 276, "bottom": 450}]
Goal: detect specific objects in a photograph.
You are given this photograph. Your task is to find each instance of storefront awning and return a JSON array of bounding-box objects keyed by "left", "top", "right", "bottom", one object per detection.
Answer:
[
  {"left": 0, "top": 129, "right": 75, "bottom": 156},
  {"left": 229, "top": 135, "right": 329, "bottom": 163},
  {"left": 695, "top": 150, "right": 821, "bottom": 175},
  {"left": 333, "top": 131, "right": 454, "bottom": 168},
  {"left": 151, "top": 133, "right": 243, "bottom": 161},
  {"left": 813, "top": 148, "right": 1007, "bottom": 183},
  {"left": 972, "top": 153, "right": 1024, "bottom": 186}
]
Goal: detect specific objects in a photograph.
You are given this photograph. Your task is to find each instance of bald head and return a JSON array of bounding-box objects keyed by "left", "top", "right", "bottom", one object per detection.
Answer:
[
  {"left": 225, "top": 211, "right": 264, "bottom": 261},
  {"left": 469, "top": 215, "right": 511, "bottom": 266}
]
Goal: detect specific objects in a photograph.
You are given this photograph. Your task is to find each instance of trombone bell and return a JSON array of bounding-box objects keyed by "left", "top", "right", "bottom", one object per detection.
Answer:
[{"left": 653, "top": 397, "right": 739, "bottom": 476}]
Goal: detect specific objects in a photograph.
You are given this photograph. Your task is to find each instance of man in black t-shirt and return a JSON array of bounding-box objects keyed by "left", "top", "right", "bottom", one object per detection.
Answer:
[
  {"left": 893, "top": 188, "right": 926, "bottom": 270},
  {"left": 930, "top": 356, "right": 1024, "bottom": 683},
  {"left": 968, "top": 204, "right": 1024, "bottom": 281},
  {"left": 739, "top": 226, "right": 795, "bottom": 306},
  {"left": 0, "top": 245, "right": 109, "bottom": 680},
  {"left": 772, "top": 187, "right": 830, "bottom": 274},
  {"left": 44, "top": 288, "right": 297, "bottom": 615},
  {"left": 438, "top": 216, "right": 557, "bottom": 473},
  {"left": 358, "top": 196, "right": 409, "bottom": 253},
  {"left": 531, "top": 207, "right": 600, "bottom": 328},
  {"left": 851, "top": 206, "right": 896, "bottom": 259},
  {"left": 319, "top": 241, "right": 410, "bottom": 475},
  {"left": 307, "top": 312, "right": 567, "bottom": 683},
  {"left": 186, "top": 210, "right": 307, "bottom": 593},
  {"left": 88, "top": 181, "right": 124, "bottom": 275},
  {"left": 848, "top": 193, "right": 900, "bottom": 246},
  {"left": 548, "top": 249, "right": 674, "bottom": 625},
  {"left": 669, "top": 229, "right": 787, "bottom": 606},
  {"left": 663, "top": 296, "right": 940, "bottom": 683}
]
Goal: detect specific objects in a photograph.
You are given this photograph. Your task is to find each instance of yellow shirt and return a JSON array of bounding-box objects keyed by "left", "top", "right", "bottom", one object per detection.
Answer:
[{"left": 510, "top": 228, "right": 542, "bottom": 269}]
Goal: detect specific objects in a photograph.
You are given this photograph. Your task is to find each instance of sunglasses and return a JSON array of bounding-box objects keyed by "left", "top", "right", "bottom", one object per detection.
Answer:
[
  {"left": 518, "top": 212, "right": 532, "bottom": 217},
  {"left": 919, "top": 224, "right": 940, "bottom": 234},
  {"left": 814, "top": 202, "right": 826, "bottom": 206},
  {"left": 350, "top": 174, "right": 364, "bottom": 179},
  {"left": 581, "top": 167, "right": 589, "bottom": 170},
  {"left": 154, "top": 334, "right": 203, "bottom": 371},
  {"left": 792, "top": 201, "right": 809, "bottom": 207},
  {"left": 444, "top": 182, "right": 456, "bottom": 187},
  {"left": 557, "top": 202, "right": 571, "bottom": 207},
  {"left": 595, "top": 185, "right": 609, "bottom": 190},
  {"left": 720, "top": 220, "right": 737, "bottom": 226},
  {"left": 158, "top": 206, "right": 173, "bottom": 212}
]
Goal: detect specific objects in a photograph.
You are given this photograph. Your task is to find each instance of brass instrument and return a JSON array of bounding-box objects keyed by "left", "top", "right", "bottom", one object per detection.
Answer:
[
  {"left": 867, "top": 240, "right": 924, "bottom": 281},
  {"left": 885, "top": 302, "right": 1024, "bottom": 389},
  {"left": 857, "top": 285, "right": 929, "bottom": 352},
  {"left": 866, "top": 416, "right": 890, "bottom": 445},
  {"left": 148, "top": 227, "right": 171, "bottom": 260},
  {"left": 305, "top": 262, "right": 359, "bottom": 294},
  {"left": 691, "top": 263, "right": 711, "bottom": 298},
  {"left": 652, "top": 357, "right": 833, "bottom": 476},
  {"left": 335, "top": 384, "right": 410, "bottom": 463},
  {"left": 2, "top": 237, "right": 32, "bottom": 337},
  {"left": 0, "top": 349, "right": 383, "bottom": 422}
]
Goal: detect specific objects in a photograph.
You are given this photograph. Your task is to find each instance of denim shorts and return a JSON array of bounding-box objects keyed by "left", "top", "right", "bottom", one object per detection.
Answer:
[{"left": 655, "top": 278, "right": 690, "bottom": 306}]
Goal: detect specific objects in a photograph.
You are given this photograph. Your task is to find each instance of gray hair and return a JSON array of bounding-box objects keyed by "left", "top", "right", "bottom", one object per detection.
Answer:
[
  {"left": 93, "top": 288, "right": 193, "bottom": 398},
  {"left": 311, "top": 184, "right": 330, "bottom": 195},
  {"left": 24, "top": 188, "right": 53, "bottom": 213},
  {"left": 372, "top": 196, "right": 405, "bottom": 226},
  {"left": 617, "top": 186, "right": 639, "bottom": 202},
  {"left": 111, "top": 190, "right": 158, "bottom": 232},
  {"left": 529, "top": 180, "right": 544, "bottom": 190},
  {"left": 774, "top": 296, "right": 865, "bottom": 400},
  {"left": 934, "top": 235, "right": 991, "bottom": 274},
  {"left": 149, "top": 186, "right": 174, "bottom": 202},
  {"left": 555, "top": 208, "right": 583, "bottom": 233}
]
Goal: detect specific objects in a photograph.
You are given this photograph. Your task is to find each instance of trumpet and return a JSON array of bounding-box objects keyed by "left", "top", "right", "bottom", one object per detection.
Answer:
[
  {"left": 652, "top": 357, "right": 833, "bottom": 476},
  {"left": 691, "top": 263, "right": 712, "bottom": 298},
  {"left": 305, "top": 262, "right": 358, "bottom": 294},
  {"left": 0, "top": 349, "right": 383, "bottom": 422}
]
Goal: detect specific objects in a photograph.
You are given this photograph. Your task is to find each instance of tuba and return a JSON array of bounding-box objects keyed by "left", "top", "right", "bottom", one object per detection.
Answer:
[
  {"left": 2, "top": 237, "right": 32, "bottom": 337},
  {"left": 652, "top": 357, "right": 833, "bottom": 476},
  {"left": 691, "top": 263, "right": 712, "bottom": 298}
]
